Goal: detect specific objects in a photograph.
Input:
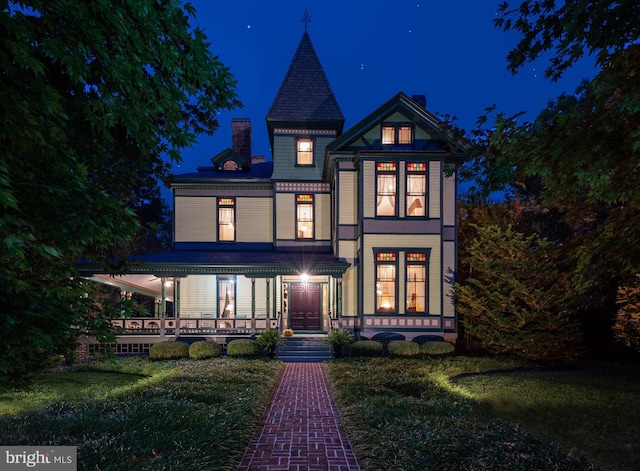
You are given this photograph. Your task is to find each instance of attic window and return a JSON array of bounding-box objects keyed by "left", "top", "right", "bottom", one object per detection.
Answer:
[{"left": 381, "top": 124, "right": 413, "bottom": 145}]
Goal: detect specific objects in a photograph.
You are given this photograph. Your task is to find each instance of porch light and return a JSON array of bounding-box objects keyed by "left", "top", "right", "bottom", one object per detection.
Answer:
[{"left": 300, "top": 273, "right": 309, "bottom": 283}]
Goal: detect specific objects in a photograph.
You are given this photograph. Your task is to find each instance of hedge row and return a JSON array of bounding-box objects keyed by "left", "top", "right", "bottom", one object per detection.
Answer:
[
  {"left": 148, "top": 339, "right": 253, "bottom": 360},
  {"left": 349, "top": 340, "right": 455, "bottom": 358}
]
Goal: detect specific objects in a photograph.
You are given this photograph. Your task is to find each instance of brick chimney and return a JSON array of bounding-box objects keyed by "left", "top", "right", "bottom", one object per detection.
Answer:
[
  {"left": 411, "top": 94, "right": 427, "bottom": 108},
  {"left": 231, "top": 118, "right": 252, "bottom": 161}
]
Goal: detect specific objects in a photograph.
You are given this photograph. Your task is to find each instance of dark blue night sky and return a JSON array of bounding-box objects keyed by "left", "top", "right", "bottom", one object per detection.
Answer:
[{"left": 176, "top": 0, "right": 597, "bottom": 173}]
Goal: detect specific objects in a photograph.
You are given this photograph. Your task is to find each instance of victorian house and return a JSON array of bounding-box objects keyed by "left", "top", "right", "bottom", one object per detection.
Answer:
[{"left": 79, "top": 31, "right": 466, "bottom": 355}]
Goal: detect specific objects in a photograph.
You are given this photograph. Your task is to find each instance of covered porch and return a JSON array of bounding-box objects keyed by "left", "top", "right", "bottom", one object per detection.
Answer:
[{"left": 78, "top": 250, "right": 350, "bottom": 348}]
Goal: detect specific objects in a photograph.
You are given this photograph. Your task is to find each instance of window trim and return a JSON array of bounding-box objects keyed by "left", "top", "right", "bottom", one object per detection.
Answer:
[
  {"left": 217, "top": 197, "right": 235, "bottom": 242},
  {"left": 374, "top": 251, "right": 398, "bottom": 314},
  {"left": 405, "top": 252, "right": 428, "bottom": 313},
  {"left": 406, "top": 162, "right": 428, "bottom": 218},
  {"left": 218, "top": 275, "right": 236, "bottom": 318},
  {"left": 295, "top": 193, "right": 315, "bottom": 240},
  {"left": 376, "top": 161, "right": 398, "bottom": 217},
  {"left": 381, "top": 123, "right": 414, "bottom": 146},
  {"left": 296, "top": 137, "right": 314, "bottom": 166}
]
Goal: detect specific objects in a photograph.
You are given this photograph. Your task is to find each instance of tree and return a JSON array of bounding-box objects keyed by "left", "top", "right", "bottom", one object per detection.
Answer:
[
  {"left": 0, "top": 0, "right": 241, "bottom": 377},
  {"left": 455, "top": 225, "right": 584, "bottom": 362},
  {"left": 614, "top": 275, "right": 640, "bottom": 353}
]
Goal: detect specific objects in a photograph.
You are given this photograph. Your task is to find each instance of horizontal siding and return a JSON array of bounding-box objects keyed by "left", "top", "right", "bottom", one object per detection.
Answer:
[
  {"left": 443, "top": 241, "right": 456, "bottom": 317},
  {"left": 180, "top": 275, "right": 217, "bottom": 316},
  {"left": 316, "top": 193, "right": 331, "bottom": 240},
  {"left": 235, "top": 276, "right": 253, "bottom": 317},
  {"left": 429, "top": 161, "right": 441, "bottom": 219},
  {"left": 338, "top": 172, "right": 357, "bottom": 225},
  {"left": 342, "top": 266, "right": 358, "bottom": 317},
  {"left": 443, "top": 169, "right": 456, "bottom": 226},
  {"left": 236, "top": 198, "right": 273, "bottom": 243},
  {"left": 363, "top": 161, "right": 375, "bottom": 218},
  {"left": 175, "top": 197, "right": 216, "bottom": 242},
  {"left": 338, "top": 240, "right": 357, "bottom": 261},
  {"left": 275, "top": 193, "right": 295, "bottom": 240}
]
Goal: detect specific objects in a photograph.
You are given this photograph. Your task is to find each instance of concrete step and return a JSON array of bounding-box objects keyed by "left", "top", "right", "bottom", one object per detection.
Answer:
[{"left": 275, "top": 336, "right": 333, "bottom": 362}]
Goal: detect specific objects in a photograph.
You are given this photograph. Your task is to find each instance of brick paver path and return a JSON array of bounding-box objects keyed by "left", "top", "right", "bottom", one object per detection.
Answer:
[{"left": 237, "top": 362, "right": 361, "bottom": 471}]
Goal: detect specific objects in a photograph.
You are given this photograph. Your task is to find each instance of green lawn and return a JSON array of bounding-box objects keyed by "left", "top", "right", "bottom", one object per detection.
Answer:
[
  {"left": 0, "top": 357, "right": 283, "bottom": 470},
  {"left": 1, "top": 356, "right": 637, "bottom": 470},
  {"left": 325, "top": 357, "right": 640, "bottom": 471}
]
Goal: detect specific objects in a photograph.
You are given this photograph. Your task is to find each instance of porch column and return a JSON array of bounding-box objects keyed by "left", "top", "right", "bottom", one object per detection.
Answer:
[
  {"left": 175, "top": 278, "right": 181, "bottom": 338},
  {"left": 337, "top": 278, "right": 343, "bottom": 318},
  {"left": 160, "top": 277, "right": 167, "bottom": 338},
  {"left": 266, "top": 278, "right": 272, "bottom": 325},
  {"left": 251, "top": 278, "right": 256, "bottom": 334}
]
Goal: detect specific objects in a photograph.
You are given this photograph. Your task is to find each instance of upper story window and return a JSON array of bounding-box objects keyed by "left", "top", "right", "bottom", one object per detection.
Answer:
[
  {"left": 406, "top": 162, "right": 427, "bottom": 217},
  {"left": 297, "top": 138, "right": 314, "bottom": 165},
  {"left": 376, "top": 162, "right": 397, "bottom": 217},
  {"left": 381, "top": 124, "right": 413, "bottom": 145},
  {"left": 296, "top": 194, "right": 314, "bottom": 239},
  {"left": 218, "top": 198, "right": 235, "bottom": 241}
]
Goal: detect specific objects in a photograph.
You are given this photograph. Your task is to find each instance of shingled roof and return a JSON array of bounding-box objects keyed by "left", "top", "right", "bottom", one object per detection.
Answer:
[{"left": 266, "top": 32, "right": 344, "bottom": 125}]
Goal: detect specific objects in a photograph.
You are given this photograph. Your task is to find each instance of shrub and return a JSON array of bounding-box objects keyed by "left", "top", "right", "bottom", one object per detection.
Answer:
[
  {"left": 350, "top": 340, "right": 383, "bottom": 357},
  {"left": 388, "top": 340, "right": 419, "bottom": 357},
  {"left": 149, "top": 341, "right": 189, "bottom": 360},
  {"left": 189, "top": 341, "right": 222, "bottom": 360},
  {"left": 256, "top": 329, "right": 284, "bottom": 358},
  {"left": 326, "top": 329, "right": 354, "bottom": 358},
  {"left": 226, "top": 339, "right": 262, "bottom": 358},
  {"left": 420, "top": 341, "right": 455, "bottom": 357}
]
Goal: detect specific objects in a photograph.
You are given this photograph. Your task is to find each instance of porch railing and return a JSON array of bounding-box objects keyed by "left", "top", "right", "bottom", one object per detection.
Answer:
[{"left": 111, "top": 316, "right": 275, "bottom": 336}]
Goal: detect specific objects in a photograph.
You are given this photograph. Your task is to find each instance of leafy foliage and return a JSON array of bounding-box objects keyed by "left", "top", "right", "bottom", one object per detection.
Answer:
[
  {"left": 188, "top": 340, "right": 222, "bottom": 360},
  {"left": 149, "top": 341, "right": 189, "bottom": 360},
  {"left": 455, "top": 225, "right": 584, "bottom": 362},
  {"left": 387, "top": 340, "right": 419, "bottom": 358},
  {"left": 256, "top": 328, "right": 284, "bottom": 358},
  {"left": 226, "top": 339, "right": 262, "bottom": 358},
  {"left": 0, "top": 0, "right": 240, "bottom": 376},
  {"left": 614, "top": 275, "right": 640, "bottom": 352},
  {"left": 349, "top": 340, "right": 383, "bottom": 357},
  {"left": 420, "top": 341, "right": 455, "bottom": 357}
]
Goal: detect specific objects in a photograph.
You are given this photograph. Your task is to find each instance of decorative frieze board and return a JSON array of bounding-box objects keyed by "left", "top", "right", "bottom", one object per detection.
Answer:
[
  {"left": 273, "top": 128, "right": 337, "bottom": 136},
  {"left": 275, "top": 182, "right": 330, "bottom": 192}
]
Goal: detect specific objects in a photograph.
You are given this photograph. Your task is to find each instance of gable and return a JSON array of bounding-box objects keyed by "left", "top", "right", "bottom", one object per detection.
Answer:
[{"left": 326, "top": 92, "right": 469, "bottom": 155}]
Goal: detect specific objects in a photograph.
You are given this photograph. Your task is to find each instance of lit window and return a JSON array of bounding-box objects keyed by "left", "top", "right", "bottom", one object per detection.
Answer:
[
  {"left": 296, "top": 194, "right": 314, "bottom": 239},
  {"left": 375, "top": 252, "right": 397, "bottom": 313},
  {"left": 297, "top": 138, "right": 313, "bottom": 165},
  {"left": 406, "top": 162, "right": 426, "bottom": 217},
  {"left": 222, "top": 160, "right": 238, "bottom": 170},
  {"left": 399, "top": 125, "right": 413, "bottom": 144},
  {"left": 406, "top": 253, "right": 427, "bottom": 313},
  {"left": 218, "top": 276, "right": 235, "bottom": 318},
  {"left": 382, "top": 126, "right": 395, "bottom": 145},
  {"left": 376, "top": 162, "right": 397, "bottom": 217},
  {"left": 381, "top": 124, "right": 413, "bottom": 145},
  {"left": 218, "top": 198, "right": 235, "bottom": 241}
]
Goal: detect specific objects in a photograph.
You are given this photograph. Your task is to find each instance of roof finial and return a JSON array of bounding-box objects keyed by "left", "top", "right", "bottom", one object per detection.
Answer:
[{"left": 301, "top": 9, "right": 311, "bottom": 31}]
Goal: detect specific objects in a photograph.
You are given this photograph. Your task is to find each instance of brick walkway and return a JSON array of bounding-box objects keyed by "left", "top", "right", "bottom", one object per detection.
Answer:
[{"left": 237, "top": 362, "right": 361, "bottom": 471}]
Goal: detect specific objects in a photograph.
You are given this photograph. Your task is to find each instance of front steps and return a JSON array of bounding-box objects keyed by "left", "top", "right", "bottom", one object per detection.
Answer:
[{"left": 275, "top": 336, "right": 333, "bottom": 362}]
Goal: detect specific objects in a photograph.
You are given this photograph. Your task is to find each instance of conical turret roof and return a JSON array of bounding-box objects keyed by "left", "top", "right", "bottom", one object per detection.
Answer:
[{"left": 266, "top": 32, "right": 344, "bottom": 125}]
